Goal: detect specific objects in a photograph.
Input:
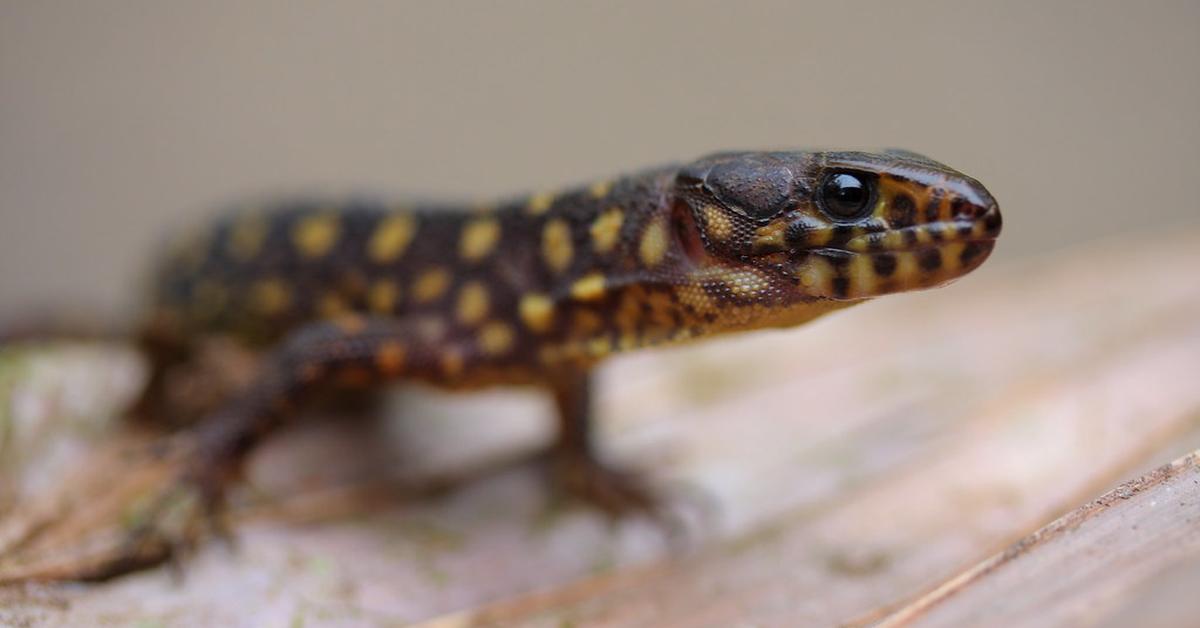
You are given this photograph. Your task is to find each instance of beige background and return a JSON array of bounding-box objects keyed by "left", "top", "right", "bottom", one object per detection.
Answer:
[{"left": 1, "top": 1, "right": 1197, "bottom": 317}]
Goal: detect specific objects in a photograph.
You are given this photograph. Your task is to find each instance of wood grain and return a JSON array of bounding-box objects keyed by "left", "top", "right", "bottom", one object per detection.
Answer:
[{"left": 2, "top": 231, "right": 1198, "bottom": 627}]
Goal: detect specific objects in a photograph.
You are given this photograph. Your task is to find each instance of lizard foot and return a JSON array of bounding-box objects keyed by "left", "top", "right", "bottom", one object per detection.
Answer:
[
  {"left": 0, "top": 433, "right": 241, "bottom": 583},
  {"left": 103, "top": 439, "right": 238, "bottom": 580},
  {"left": 547, "top": 452, "right": 715, "bottom": 548},
  {"left": 550, "top": 454, "right": 681, "bottom": 525}
]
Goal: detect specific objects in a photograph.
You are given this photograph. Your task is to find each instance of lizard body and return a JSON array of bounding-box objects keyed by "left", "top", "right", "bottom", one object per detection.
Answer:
[{"left": 106, "top": 149, "right": 998, "bottom": 574}]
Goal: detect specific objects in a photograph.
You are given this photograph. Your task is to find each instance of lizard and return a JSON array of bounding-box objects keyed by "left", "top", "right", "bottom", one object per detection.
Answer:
[{"left": 10, "top": 149, "right": 1003, "bottom": 577}]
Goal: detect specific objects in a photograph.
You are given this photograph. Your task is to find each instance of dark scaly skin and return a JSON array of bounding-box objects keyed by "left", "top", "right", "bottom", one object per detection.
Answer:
[{"left": 122, "top": 149, "right": 1000, "bottom": 572}]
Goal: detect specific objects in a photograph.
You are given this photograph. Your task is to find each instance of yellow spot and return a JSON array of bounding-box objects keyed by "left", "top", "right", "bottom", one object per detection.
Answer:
[
  {"left": 589, "top": 180, "right": 612, "bottom": 199},
  {"left": 570, "top": 273, "right": 607, "bottom": 301},
  {"left": 229, "top": 214, "right": 268, "bottom": 261},
  {"left": 675, "top": 284, "right": 715, "bottom": 314},
  {"left": 671, "top": 328, "right": 694, "bottom": 343},
  {"left": 798, "top": 258, "right": 831, "bottom": 294},
  {"left": 753, "top": 221, "right": 787, "bottom": 251},
  {"left": 895, "top": 252, "right": 920, "bottom": 288},
  {"left": 586, "top": 337, "right": 611, "bottom": 357},
  {"left": 367, "top": 279, "right": 400, "bottom": 313},
  {"left": 638, "top": 218, "right": 668, "bottom": 267},
  {"left": 376, "top": 341, "right": 406, "bottom": 374},
  {"left": 478, "top": 321, "right": 515, "bottom": 356},
  {"left": 251, "top": 279, "right": 291, "bottom": 315},
  {"left": 541, "top": 219, "right": 573, "bottom": 274},
  {"left": 618, "top": 334, "right": 638, "bottom": 351},
  {"left": 590, "top": 208, "right": 624, "bottom": 254},
  {"left": 319, "top": 293, "right": 350, "bottom": 318},
  {"left": 702, "top": 205, "right": 732, "bottom": 241},
  {"left": 941, "top": 242, "right": 966, "bottom": 273},
  {"left": 459, "top": 218, "right": 501, "bottom": 262},
  {"left": 874, "top": 196, "right": 888, "bottom": 219},
  {"left": 368, "top": 213, "right": 417, "bottom": 263},
  {"left": 915, "top": 227, "right": 935, "bottom": 246},
  {"left": 848, "top": 255, "right": 877, "bottom": 298},
  {"left": 519, "top": 293, "right": 555, "bottom": 333},
  {"left": 292, "top": 212, "right": 341, "bottom": 258},
  {"left": 527, "top": 191, "right": 555, "bottom": 215},
  {"left": 806, "top": 224, "right": 835, "bottom": 247},
  {"left": 412, "top": 268, "right": 451, "bottom": 303},
  {"left": 845, "top": 235, "right": 872, "bottom": 253},
  {"left": 883, "top": 230, "right": 907, "bottom": 250},
  {"left": 455, "top": 281, "right": 490, "bottom": 326}
]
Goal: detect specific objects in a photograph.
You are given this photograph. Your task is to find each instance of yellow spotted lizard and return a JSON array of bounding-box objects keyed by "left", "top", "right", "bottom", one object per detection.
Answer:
[{"left": 12, "top": 149, "right": 1003, "bottom": 577}]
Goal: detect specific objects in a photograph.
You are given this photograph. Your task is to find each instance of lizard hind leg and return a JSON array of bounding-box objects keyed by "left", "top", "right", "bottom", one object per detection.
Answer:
[{"left": 114, "top": 314, "right": 434, "bottom": 578}]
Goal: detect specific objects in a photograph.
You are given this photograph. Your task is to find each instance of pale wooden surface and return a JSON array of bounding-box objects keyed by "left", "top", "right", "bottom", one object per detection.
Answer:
[
  {"left": 878, "top": 451, "right": 1200, "bottom": 628},
  {"left": 2, "top": 231, "right": 1199, "bottom": 627}
]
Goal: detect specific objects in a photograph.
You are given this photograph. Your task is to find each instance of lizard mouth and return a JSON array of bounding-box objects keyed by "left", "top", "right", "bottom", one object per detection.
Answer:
[
  {"left": 842, "top": 212, "right": 1002, "bottom": 255},
  {"left": 786, "top": 206, "right": 1002, "bottom": 300},
  {"left": 787, "top": 237, "right": 995, "bottom": 300}
]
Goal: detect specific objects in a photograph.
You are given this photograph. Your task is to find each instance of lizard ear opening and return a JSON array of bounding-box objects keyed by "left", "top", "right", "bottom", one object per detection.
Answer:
[{"left": 671, "top": 199, "right": 710, "bottom": 265}]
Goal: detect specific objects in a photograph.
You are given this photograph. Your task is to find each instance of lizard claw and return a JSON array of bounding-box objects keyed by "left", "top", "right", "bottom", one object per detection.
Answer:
[
  {"left": 108, "top": 440, "right": 237, "bottom": 580},
  {"left": 550, "top": 454, "right": 707, "bottom": 546},
  {"left": 542, "top": 372, "right": 713, "bottom": 545},
  {"left": 555, "top": 455, "right": 660, "bottom": 516}
]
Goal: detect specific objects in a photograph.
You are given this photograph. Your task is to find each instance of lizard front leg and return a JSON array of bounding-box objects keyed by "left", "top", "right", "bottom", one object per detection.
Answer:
[{"left": 548, "top": 368, "right": 661, "bottom": 517}]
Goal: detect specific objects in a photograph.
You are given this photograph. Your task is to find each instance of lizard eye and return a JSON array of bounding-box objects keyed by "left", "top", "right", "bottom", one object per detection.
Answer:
[
  {"left": 819, "top": 172, "right": 875, "bottom": 221},
  {"left": 706, "top": 159, "right": 794, "bottom": 220}
]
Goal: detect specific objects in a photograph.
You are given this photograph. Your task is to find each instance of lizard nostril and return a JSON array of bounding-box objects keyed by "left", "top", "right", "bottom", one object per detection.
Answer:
[
  {"left": 950, "top": 198, "right": 975, "bottom": 220},
  {"left": 960, "top": 180, "right": 998, "bottom": 219},
  {"left": 982, "top": 204, "right": 1003, "bottom": 236}
]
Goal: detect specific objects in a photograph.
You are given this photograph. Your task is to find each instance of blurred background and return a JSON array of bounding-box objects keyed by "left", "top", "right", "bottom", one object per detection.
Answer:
[
  {"left": 1, "top": 1, "right": 1197, "bottom": 317},
  {"left": 2, "top": 4, "right": 1200, "bottom": 624}
]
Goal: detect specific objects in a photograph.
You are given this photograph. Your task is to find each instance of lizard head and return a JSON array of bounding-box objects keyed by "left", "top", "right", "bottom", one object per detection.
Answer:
[{"left": 673, "top": 149, "right": 1002, "bottom": 303}]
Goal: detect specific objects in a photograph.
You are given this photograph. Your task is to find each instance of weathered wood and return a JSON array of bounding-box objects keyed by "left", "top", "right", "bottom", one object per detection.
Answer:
[
  {"left": 878, "top": 451, "right": 1200, "bottom": 628},
  {"left": 1, "top": 231, "right": 1198, "bottom": 626},
  {"left": 428, "top": 233, "right": 1200, "bottom": 627}
]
